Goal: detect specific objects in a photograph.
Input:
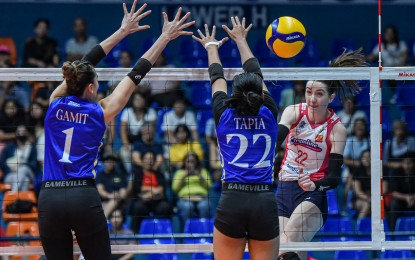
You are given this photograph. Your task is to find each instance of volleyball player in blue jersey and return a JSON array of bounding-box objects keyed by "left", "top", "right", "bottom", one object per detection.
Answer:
[
  {"left": 192, "top": 17, "right": 280, "bottom": 260},
  {"left": 38, "top": 2, "right": 195, "bottom": 259}
]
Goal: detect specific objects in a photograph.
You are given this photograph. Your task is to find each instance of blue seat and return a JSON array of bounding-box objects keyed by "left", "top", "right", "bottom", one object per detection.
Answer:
[
  {"left": 356, "top": 217, "right": 391, "bottom": 241},
  {"left": 327, "top": 189, "right": 339, "bottom": 216},
  {"left": 293, "top": 38, "right": 322, "bottom": 63},
  {"left": 381, "top": 250, "right": 414, "bottom": 259},
  {"left": 183, "top": 218, "right": 213, "bottom": 244},
  {"left": 139, "top": 219, "right": 178, "bottom": 260},
  {"left": 320, "top": 217, "right": 354, "bottom": 242},
  {"left": 184, "top": 218, "right": 214, "bottom": 259},
  {"left": 334, "top": 250, "right": 368, "bottom": 260},
  {"left": 155, "top": 107, "right": 172, "bottom": 142},
  {"left": 355, "top": 81, "right": 370, "bottom": 106},
  {"left": 403, "top": 108, "right": 415, "bottom": 134},
  {"left": 395, "top": 216, "right": 415, "bottom": 231},
  {"left": 191, "top": 81, "right": 212, "bottom": 109}
]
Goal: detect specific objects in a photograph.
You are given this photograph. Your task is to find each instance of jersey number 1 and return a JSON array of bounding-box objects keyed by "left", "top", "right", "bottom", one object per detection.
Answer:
[{"left": 59, "top": 127, "right": 74, "bottom": 163}]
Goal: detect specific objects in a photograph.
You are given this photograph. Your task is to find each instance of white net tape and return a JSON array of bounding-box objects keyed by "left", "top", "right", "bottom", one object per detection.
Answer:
[{"left": 0, "top": 67, "right": 414, "bottom": 255}]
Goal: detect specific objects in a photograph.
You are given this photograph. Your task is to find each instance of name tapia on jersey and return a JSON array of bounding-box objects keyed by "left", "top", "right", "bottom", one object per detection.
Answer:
[{"left": 216, "top": 106, "right": 278, "bottom": 184}]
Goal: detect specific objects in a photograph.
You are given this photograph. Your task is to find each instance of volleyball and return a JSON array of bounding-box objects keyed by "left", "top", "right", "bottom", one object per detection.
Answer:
[{"left": 265, "top": 16, "right": 307, "bottom": 58}]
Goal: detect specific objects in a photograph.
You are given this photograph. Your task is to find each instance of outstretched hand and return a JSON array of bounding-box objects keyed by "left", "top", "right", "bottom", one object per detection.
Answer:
[
  {"left": 222, "top": 16, "right": 253, "bottom": 42},
  {"left": 192, "top": 24, "right": 229, "bottom": 50},
  {"left": 162, "top": 7, "right": 195, "bottom": 41},
  {"left": 120, "top": 0, "right": 152, "bottom": 34}
]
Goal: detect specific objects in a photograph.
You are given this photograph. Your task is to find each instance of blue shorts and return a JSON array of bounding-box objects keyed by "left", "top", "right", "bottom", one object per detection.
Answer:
[{"left": 276, "top": 181, "right": 328, "bottom": 224}]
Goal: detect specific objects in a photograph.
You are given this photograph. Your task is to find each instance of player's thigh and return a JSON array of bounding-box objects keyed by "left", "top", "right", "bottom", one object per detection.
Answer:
[
  {"left": 248, "top": 235, "right": 279, "bottom": 260},
  {"left": 213, "top": 227, "right": 246, "bottom": 260},
  {"left": 279, "top": 216, "right": 290, "bottom": 243},
  {"left": 284, "top": 201, "right": 323, "bottom": 242}
]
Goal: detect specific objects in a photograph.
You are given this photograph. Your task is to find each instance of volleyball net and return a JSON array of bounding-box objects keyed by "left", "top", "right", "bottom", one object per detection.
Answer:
[{"left": 0, "top": 67, "right": 414, "bottom": 257}]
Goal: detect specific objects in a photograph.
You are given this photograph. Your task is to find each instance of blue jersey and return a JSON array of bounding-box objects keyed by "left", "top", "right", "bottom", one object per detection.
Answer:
[
  {"left": 216, "top": 106, "right": 277, "bottom": 184},
  {"left": 43, "top": 96, "right": 106, "bottom": 181}
]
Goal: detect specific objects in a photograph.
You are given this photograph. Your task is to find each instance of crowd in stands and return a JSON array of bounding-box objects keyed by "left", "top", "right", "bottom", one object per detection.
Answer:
[{"left": 0, "top": 16, "right": 415, "bottom": 259}]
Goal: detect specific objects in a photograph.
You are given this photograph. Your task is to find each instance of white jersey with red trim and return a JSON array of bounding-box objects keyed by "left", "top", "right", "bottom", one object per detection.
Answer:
[{"left": 279, "top": 103, "right": 340, "bottom": 182}]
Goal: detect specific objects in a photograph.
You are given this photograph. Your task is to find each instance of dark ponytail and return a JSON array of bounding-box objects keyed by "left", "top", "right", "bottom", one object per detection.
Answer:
[
  {"left": 224, "top": 72, "right": 264, "bottom": 116},
  {"left": 62, "top": 60, "right": 96, "bottom": 97}
]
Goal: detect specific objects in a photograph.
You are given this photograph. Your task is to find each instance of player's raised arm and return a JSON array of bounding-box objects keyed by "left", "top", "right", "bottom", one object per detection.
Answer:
[
  {"left": 100, "top": 7, "right": 195, "bottom": 123},
  {"left": 50, "top": 0, "right": 151, "bottom": 104},
  {"left": 222, "top": 16, "right": 270, "bottom": 93},
  {"left": 192, "top": 24, "right": 228, "bottom": 96}
]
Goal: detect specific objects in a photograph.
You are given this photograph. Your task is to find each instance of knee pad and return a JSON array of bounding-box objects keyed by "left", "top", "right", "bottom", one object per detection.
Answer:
[{"left": 278, "top": 252, "right": 301, "bottom": 260}]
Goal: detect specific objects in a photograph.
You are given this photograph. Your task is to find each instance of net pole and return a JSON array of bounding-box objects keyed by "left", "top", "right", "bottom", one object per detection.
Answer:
[{"left": 370, "top": 0, "right": 386, "bottom": 249}]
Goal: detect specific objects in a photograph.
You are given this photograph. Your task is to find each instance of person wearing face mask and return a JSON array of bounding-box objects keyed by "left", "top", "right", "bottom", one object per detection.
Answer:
[{"left": 0, "top": 124, "right": 39, "bottom": 191}]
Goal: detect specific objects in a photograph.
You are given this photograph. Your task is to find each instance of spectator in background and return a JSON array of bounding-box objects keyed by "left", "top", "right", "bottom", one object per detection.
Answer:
[
  {"left": 0, "top": 44, "right": 13, "bottom": 68},
  {"left": 22, "top": 18, "right": 59, "bottom": 68},
  {"left": 139, "top": 52, "right": 182, "bottom": 108},
  {"left": 129, "top": 151, "right": 172, "bottom": 233},
  {"left": 131, "top": 123, "right": 164, "bottom": 173},
  {"left": 0, "top": 124, "right": 38, "bottom": 191},
  {"left": 387, "top": 152, "right": 415, "bottom": 231},
  {"left": 120, "top": 92, "right": 157, "bottom": 173},
  {"left": 0, "top": 80, "right": 30, "bottom": 113},
  {"left": 161, "top": 98, "right": 199, "bottom": 143},
  {"left": 352, "top": 150, "right": 373, "bottom": 219},
  {"left": 172, "top": 151, "right": 211, "bottom": 224},
  {"left": 342, "top": 118, "right": 370, "bottom": 211},
  {"left": 108, "top": 208, "right": 136, "bottom": 260},
  {"left": 278, "top": 80, "right": 306, "bottom": 118},
  {"left": 168, "top": 124, "right": 204, "bottom": 171},
  {"left": 0, "top": 100, "right": 26, "bottom": 152},
  {"left": 367, "top": 25, "right": 408, "bottom": 67},
  {"left": 205, "top": 117, "right": 222, "bottom": 216},
  {"left": 383, "top": 120, "right": 415, "bottom": 178},
  {"left": 65, "top": 17, "right": 99, "bottom": 62},
  {"left": 367, "top": 25, "right": 408, "bottom": 106},
  {"left": 96, "top": 154, "right": 129, "bottom": 217},
  {"left": 336, "top": 96, "right": 367, "bottom": 136},
  {"left": 33, "top": 82, "right": 57, "bottom": 108}
]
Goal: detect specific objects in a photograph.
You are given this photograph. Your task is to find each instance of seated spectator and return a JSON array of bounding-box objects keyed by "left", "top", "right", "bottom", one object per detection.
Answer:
[
  {"left": 336, "top": 96, "right": 367, "bottom": 136},
  {"left": 168, "top": 124, "right": 204, "bottom": 171},
  {"left": 33, "top": 81, "right": 57, "bottom": 108},
  {"left": 108, "top": 208, "right": 136, "bottom": 260},
  {"left": 0, "top": 44, "right": 13, "bottom": 68},
  {"left": 129, "top": 151, "right": 172, "bottom": 233},
  {"left": 96, "top": 154, "right": 129, "bottom": 217},
  {"left": 161, "top": 98, "right": 199, "bottom": 144},
  {"left": 278, "top": 80, "right": 306, "bottom": 119},
  {"left": 205, "top": 117, "right": 222, "bottom": 216},
  {"left": 343, "top": 118, "right": 370, "bottom": 210},
  {"left": 352, "top": 150, "right": 372, "bottom": 219},
  {"left": 22, "top": 18, "right": 59, "bottom": 68},
  {"left": 120, "top": 92, "right": 157, "bottom": 173},
  {"left": 0, "top": 124, "right": 38, "bottom": 191},
  {"left": 0, "top": 100, "right": 26, "bottom": 154},
  {"left": 131, "top": 123, "right": 164, "bottom": 173},
  {"left": 367, "top": 25, "right": 408, "bottom": 67},
  {"left": 383, "top": 120, "right": 415, "bottom": 178},
  {"left": 387, "top": 152, "right": 415, "bottom": 230},
  {"left": 172, "top": 152, "right": 212, "bottom": 223},
  {"left": 106, "top": 50, "right": 134, "bottom": 92},
  {"left": 0, "top": 80, "right": 30, "bottom": 114},
  {"left": 65, "top": 17, "right": 98, "bottom": 62},
  {"left": 139, "top": 52, "right": 182, "bottom": 108}
]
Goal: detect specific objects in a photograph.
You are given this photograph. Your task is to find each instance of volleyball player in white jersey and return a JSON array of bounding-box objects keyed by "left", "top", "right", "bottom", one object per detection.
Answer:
[
  {"left": 276, "top": 49, "right": 368, "bottom": 260},
  {"left": 193, "top": 17, "right": 280, "bottom": 260},
  {"left": 38, "top": 2, "right": 195, "bottom": 259}
]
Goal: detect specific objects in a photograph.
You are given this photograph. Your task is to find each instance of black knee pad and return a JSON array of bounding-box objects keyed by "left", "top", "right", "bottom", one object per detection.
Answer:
[{"left": 278, "top": 252, "right": 301, "bottom": 260}]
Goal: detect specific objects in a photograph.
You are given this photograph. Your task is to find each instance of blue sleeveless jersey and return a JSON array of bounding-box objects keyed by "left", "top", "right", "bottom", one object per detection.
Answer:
[
  {"left": 216, "top": 106, "right": 277, "bottom": 184},
  {"left": 43, "top": 96, "right": 106, "bottom": 181}
]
